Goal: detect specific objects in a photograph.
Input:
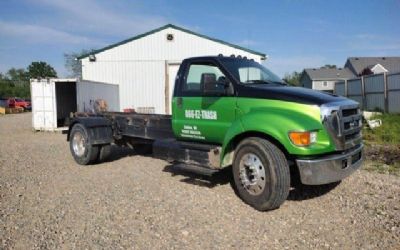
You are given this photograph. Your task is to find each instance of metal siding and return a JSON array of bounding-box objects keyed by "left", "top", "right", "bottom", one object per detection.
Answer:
[
  {"left": 388, "top": 73, "right": 400, "bottom": 113},
  {"left": 334, "top": 81, "right": 345, "bottom": 96},
  {"left": 388, "top": 73, "right": 400, "bottom": 90},
  {"left": 364, "top": 74, "right": 384, "bottom": 93},
  {"left": 365, "top": 94, "right": 385, "bottom": 111},
  {"left": 347, "top": 79, "right": 362, "bottom": 95},
  {"left": 349, "top": 96, "right": 363, "bottom": 106},
  {"left": 346, "top": 79, "right": 362, "bottom": 107},
  {"left": 81, "top": 27, "right": 263, "bottom": 114},
  {"left": 363, "top": 74, "right": 385, "bottom": 111},
  {"left": 167, "top": 64, "right": 180, "bottom": 114},
  {"left": 388, "top": 91, "right": 400, "bottom": 113},
  {"left": 77, "top": 81, "right": 120, "bottom": 112},
  {"left": 119, "top": 61, "right": 165, "bottom": 113}
]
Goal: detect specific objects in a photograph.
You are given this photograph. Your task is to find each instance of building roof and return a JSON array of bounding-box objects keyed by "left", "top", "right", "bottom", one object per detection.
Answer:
[
  {"left": 345, "top": 57, "right": 400, "bottom": 75},
  {"left": 302, "top": 67, "right": 355, "bottom": 80},
  {"left": 78, "top": 24, "right": 266, "bottom": 60}
]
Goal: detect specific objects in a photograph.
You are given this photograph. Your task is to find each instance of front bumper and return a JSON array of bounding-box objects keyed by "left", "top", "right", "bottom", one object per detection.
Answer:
[{"left": 296, "top": 144, "right": 363, "bottom": 185}]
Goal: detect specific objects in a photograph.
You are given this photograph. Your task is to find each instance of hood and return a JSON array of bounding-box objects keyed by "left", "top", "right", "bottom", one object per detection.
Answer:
[{"left": 236, "top": 85, "right": 348, "bottom": 106}]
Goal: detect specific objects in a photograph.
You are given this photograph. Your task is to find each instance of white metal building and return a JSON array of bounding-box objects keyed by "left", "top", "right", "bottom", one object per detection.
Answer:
[{"left": 79, "top": 24, "right": 266, "bottom": 114}]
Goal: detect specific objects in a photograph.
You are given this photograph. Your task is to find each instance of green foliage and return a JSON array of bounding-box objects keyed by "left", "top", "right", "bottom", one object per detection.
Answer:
[
  {"left": 0, "top": 68, "right": 30, "bottom": 98},
  {"left": 363, "top": 114, "right": 400, "bottom": 145},
  {"left": 0, "top": 61, "right": 58, "bottom": 98},
  {"left": 283, "top": 71, "right": 301, "bottom": 86},
  {"left": 64, "top": 49, "right": 93, "bottom": 78},
  {"left": 323, "top": 64, "right": 337, "bottom": 69},
  {"left": 27, "top": 61, "right": 57, "bottom": 79}
]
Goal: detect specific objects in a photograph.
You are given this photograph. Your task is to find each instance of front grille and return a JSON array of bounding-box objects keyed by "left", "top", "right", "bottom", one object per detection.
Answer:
[
  {"left": 345, "top": 132, "right": 360, "bottom": 141},
  {"left": 342, "top": 108, "right": 358, "bottom": 117},
  {"left": 321, "top": 102, "right": 362, "bottom": 151},
  {"left": 339, "top": 107, "right": 362, "bottom": 149}
]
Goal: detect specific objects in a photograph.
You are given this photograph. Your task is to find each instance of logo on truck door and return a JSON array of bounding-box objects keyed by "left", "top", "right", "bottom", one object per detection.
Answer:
[
  {"left": 184, "top": 109, "right": 217, "bottom": 120},
  {"left": 181, "top": 125, "right": 205, "bottom": 140}
]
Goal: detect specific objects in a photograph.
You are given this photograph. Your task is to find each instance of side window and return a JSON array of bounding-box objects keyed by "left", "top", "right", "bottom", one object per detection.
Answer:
[
  {"left": 183, "top": 63, "right": 226, "bottom": 95},
  {"left": 239, "top": 67, "right": 262, "bottom": 82}
]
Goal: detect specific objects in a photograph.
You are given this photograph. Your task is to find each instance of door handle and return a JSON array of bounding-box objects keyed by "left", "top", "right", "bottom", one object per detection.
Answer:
[{"left": 177, "top": 97, "right": 183, "bottom": 108}]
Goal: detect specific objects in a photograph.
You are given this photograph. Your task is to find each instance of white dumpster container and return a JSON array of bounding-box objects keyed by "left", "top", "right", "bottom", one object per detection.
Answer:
[{"left": 30, "top": 78, "right": 119, "bottom": 131}]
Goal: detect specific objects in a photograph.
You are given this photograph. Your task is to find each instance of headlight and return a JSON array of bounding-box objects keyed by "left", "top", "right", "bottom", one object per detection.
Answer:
[{"left": 288, "top": 131, "right": 317, "bottom": 146}]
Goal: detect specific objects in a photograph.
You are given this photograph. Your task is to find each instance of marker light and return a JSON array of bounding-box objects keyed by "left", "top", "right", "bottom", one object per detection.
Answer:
[{"left": 288, "top": 131, "right": 317, "bottom": 146}]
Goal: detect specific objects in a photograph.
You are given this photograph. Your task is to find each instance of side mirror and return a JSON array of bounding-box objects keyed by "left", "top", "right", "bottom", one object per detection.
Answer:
[{"left": 202, "top": 75, "right": 232, "bottom": 96}]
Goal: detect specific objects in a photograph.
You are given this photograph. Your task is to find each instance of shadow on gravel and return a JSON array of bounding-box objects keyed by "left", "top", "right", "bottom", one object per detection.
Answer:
[
  {"left": 287, "top": 181, "right": 341, "bottom": 201},
  {"left": 162, "top": 163, "right": 340, "bottom": 201},
  {"left": 106, "top": 146, "right": 137, "bottom": 162},
  {"left": 162, "top": 165, "right": 232, "bottom": 188},
  {"left": 105, "top": 144, "right": 154, "bottom": 162},
  {"left": 107, "top": 148, "right": 340, "bottom": 201}
]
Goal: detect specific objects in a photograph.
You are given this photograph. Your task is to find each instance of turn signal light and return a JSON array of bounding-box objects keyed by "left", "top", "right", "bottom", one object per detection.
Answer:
[{"left": 289, "top": 131, "right": 317, "bottom": 146}]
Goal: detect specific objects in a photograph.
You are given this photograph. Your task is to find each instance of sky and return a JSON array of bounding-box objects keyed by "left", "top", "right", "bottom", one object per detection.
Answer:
[{"left": 0, "top": 0, "right": 399, "bottom": 77}]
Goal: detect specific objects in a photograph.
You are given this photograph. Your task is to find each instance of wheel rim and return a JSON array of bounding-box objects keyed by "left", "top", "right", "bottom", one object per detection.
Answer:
[
  {"left": 238, "top": 153, "right": 266, "bottom": 195},
  {"left": 72, "top": 131, "right": 86, "bottom": 157}
]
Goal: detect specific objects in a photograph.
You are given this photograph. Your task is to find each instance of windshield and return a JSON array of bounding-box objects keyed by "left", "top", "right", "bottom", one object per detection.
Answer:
[{"left": 220, "top": 58, "right": 284, "bottom": 85}]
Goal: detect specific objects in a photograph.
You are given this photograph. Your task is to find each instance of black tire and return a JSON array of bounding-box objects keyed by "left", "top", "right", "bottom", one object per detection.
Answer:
[
  {"left": 98, "top": 144, "right": 112, "bottom": 162},
  {"left": 69, "top": 123, "right": 99, "bottom": 165},
  {"left": 232, "top": 137, "right": 290, "bottom": 211}
]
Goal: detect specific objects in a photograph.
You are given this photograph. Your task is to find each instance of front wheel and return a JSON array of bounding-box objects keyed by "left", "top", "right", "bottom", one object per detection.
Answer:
[
  {"left": 232, "top": 137, "right": 290, "bottom": 211},
  {"left": 69, "top": 123, "right": 99, "bottom": 165}
]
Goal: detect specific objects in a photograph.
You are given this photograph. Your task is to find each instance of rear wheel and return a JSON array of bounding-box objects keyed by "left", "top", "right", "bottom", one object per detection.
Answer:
[
  {"left": 98, "top": 144, "right": 112, "bottom": 162},
  {"left": 232, "top": 137, "right": 290, "bottom": 211},
  {"left": 69, "top": 124, "right": 99, "bottom": 165}
]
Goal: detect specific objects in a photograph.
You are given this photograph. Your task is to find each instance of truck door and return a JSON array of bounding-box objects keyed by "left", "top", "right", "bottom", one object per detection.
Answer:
[{"left": 172, "top": 60, "right": 236, "bottom": 144}]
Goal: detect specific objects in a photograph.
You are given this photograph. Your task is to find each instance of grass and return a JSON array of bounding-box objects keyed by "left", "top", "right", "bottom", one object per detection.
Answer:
[
  {"left": 362, "top": 113, "right": 400, "bottom": 145},
  {"left": 362, "top": 113, "right": 400, "bottom": 176}
]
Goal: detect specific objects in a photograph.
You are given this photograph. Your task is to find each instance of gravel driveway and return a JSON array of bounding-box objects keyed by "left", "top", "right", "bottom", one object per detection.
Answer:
[{"left": 1, "top": 113, "right": 399, "bottom": 249}]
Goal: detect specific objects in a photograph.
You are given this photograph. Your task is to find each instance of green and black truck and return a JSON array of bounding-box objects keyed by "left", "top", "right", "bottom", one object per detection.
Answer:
[{"left": 67, "top": 55, "right": 363, "bottom": 211}]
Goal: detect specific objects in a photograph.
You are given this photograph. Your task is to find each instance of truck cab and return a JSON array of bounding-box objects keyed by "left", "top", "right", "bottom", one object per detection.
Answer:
[{"left": 67, "top": 56, "right": 363, "bottom": 211}]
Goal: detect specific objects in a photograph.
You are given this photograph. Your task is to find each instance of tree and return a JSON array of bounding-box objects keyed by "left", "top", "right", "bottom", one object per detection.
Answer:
[
  {"left": 323, "top": 64, "right": 337, "bottom": 69},
  {"left": 6, "top": 68, "right": 29, "bottom": 85},
  {"left": 27, "top": 61, "right": 57, "bottom": 79},
  {"left": 64, "top": 49, "right": 92, "bottom": 78},
  {"left": 283, "top": 71, "right": 301, "bottom": 86},
  {"left": 0, "top": 61, "right": 57, "bottom": 98},
  {"left": 0, "top": 68, "right": 30, "bottom": 98},
  {"left": 360, "top": 67, "right": 373, "bottom": 76}
]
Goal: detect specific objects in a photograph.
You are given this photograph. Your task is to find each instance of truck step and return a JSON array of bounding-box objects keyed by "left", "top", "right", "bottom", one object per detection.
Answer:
[
  {"left": 153, "top": 139, "right": 221, "bottom": 169},
  {"left": 171, "top": 163, "right": 219, "bottom": 176}
]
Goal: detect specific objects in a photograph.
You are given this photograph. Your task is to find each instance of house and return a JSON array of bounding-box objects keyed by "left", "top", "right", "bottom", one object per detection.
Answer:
[
  {"left": 299, "top": 67, "right": 355, "bottom": 93},
  {"left": 78, "top": 24, "right": 266, "bottom": 114},
  {"left": 345, "top": 57, "right": 400, "bottom": 76}
]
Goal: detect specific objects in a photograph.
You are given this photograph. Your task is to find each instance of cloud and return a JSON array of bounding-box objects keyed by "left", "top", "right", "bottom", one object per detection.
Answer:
[
  {"left": 0, "top": 21, "right": 103, "bottom": 46},
  {"left": 31, "top": 0, "right": 169, "bottom": 37}
]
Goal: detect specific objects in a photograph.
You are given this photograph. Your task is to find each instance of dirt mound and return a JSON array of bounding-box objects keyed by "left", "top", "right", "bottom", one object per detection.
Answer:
[{"left": 365, "top": 144, "right": 400, "bottom": 165}]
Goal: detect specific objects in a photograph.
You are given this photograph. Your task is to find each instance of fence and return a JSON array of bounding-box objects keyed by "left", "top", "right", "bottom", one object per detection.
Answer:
[{"left": 334, "top": 72, "right": 400, "bottom": 113}]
